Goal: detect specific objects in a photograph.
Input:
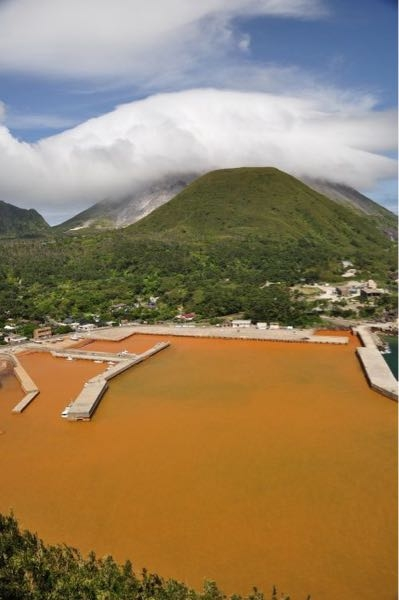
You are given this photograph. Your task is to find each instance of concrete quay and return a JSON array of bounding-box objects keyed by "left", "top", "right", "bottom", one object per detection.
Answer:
[
  {"left": 0, "top": 353, "right": 41, "bottom": 413},
  {"left": 354, "top": 326, "right": 398, "bottom": 401},
  {"left": 117, "top": 324, "right": 349, "bottom": 345},
  {"left": 52, "top": 349, "right": 138, "bottom": 362},
  {"left": 65, "top": 379, "right": 109, "bottom": 421},
  {"left": 66, "top": 341, "right": 170, "bottom": 421}
]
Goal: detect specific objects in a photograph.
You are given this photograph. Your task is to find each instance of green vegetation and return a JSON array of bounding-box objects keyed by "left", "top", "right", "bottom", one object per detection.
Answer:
[
  {"left": 0, "top": 513, "right": 305, "bottom": 600},
  {"left": 0, "top": 200, "right": 50, "bottom": 238},
  {"left": 0, "top": 168, "right": 396, "bottom": 326}
]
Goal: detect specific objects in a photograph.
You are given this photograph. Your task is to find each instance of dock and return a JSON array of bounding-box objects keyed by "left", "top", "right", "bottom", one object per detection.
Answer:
[
  {"left": 355, "top": 326, "right": 398, "bottom": 401},
  {"left": 65, "top": 341, "right": 170, "bottom": 420}
]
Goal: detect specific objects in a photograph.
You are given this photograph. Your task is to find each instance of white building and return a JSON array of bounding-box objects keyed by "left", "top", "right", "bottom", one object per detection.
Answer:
[
  {"left": 78, "top": 323, "right": 96, "bottom": 331},
  {"left": 231, "top": 320, "right": 251, "bottom": 328}
]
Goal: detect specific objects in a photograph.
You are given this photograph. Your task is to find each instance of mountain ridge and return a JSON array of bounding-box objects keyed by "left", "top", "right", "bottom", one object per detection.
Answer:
[{"left": 54, "top": 174, "right": 198, "bottom": 232}]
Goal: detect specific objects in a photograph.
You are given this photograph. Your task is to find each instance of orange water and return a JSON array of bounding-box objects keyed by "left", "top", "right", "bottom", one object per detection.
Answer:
[{"left": 0, "top": 336, "right": 397, "bottom": 600}]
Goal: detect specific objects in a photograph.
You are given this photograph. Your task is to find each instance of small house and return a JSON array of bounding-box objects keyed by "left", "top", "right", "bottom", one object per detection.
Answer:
[{"left": 360, "top": 288, "right": 386, "bottom": 300}]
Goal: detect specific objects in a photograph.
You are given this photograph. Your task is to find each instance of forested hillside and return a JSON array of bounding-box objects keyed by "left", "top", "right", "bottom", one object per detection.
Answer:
[{"left": 0, "top": 168, "right": 396, "bottom": 326}]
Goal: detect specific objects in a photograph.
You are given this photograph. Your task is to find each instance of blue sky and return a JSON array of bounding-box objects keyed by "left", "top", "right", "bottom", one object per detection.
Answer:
[{"left": 0, "top": 0, "right": 396, "bottom": 222}]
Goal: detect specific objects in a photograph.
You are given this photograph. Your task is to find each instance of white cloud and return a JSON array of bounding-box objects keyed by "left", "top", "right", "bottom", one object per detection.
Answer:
[
  {"left": 0, "top": 88, "right": 396, "bottom": 219},
  {"left": 0, "top": 0, "right": 326, "bottom": 82}
]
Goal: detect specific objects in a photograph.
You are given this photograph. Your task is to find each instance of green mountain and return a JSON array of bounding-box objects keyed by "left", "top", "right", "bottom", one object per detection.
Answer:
[
  {"left": 55, "top": 170, "right": 397, "bottom": 239},
  {"left": 130, "top": 167, "right": 396, "bottom": 250},
  {"left": 0, "top": 200, "right": 50, "bottom": 238}
]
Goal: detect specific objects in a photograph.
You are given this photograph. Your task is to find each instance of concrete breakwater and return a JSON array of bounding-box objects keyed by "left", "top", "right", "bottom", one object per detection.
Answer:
[
  {"left": 64, "top": 341, "right": 170, "bottom": 420},
  {"left": 354, "top": 326, "right": 398, "bottom": 401},
  {"left": 0, "top": 353, "right": 40, "bottom": 413}
]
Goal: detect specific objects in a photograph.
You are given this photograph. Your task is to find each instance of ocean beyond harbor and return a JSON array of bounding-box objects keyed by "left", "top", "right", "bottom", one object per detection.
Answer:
[{"left": 382, "top": 335, "right": 398, "bottom": 379}]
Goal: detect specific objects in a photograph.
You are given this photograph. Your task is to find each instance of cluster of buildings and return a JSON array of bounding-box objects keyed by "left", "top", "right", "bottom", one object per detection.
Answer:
[
  {"left": 304, "top": 279, "right": 388, "bottom": 304},
  {"left": 335, "top": 279, "right": 387, "bottom": 299}
]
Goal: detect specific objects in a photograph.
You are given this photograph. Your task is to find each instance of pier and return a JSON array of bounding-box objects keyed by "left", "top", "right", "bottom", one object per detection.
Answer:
[
  {"left": 65, "top": 341, "right": 170, "bottom": 420},
  {"left": 355, "top": 326, "right": 398, "bottom": 401}
]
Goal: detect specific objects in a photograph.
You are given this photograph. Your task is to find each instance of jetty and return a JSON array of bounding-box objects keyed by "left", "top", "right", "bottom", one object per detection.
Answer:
[
  {"left": 355, "top": 326, "right": 398, "bottom": 401},
  {"left": 64, "top": 341, "right": 170, "bottom": 420},
  {"left": 0, "top": 353, "right": 40, "bottom": 413}
]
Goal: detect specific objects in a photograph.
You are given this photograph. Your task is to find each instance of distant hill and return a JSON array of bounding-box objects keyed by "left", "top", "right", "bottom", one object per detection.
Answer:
[{"left": 0, "top": 200, "right": 50, "bottom": 238}]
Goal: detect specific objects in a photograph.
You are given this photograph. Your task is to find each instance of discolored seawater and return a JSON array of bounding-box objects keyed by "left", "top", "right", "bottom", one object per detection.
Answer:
[{"left": 0, "top": 335, "right": 397, "bottom": 600}]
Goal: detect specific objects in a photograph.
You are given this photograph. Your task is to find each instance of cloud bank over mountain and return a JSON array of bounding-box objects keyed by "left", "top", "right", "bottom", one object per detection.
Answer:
[{"left": 0, "top": 88, "right": 396, "bottom": 220}]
